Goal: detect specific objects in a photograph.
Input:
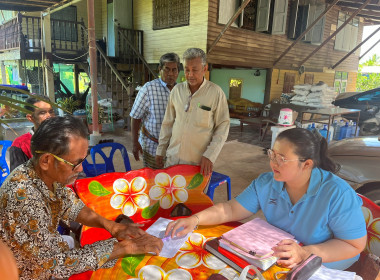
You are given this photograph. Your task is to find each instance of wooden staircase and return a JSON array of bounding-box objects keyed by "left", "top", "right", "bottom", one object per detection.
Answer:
[{"left": 80, "top": 24, "right": 157, "bottom": 129}]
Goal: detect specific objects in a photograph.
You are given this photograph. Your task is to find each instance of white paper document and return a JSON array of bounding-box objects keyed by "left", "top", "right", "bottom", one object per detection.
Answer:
[
  {"left": 309, "top": 266, "right": 357, "bottom": 280},
  {"left": 146, "top": 217, "right": 192, "bottom": 258}
]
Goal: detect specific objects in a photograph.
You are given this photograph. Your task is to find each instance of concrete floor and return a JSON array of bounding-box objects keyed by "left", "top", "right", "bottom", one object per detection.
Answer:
[{"left": 98, "top": 120, "right": 272, "bottom": 205}]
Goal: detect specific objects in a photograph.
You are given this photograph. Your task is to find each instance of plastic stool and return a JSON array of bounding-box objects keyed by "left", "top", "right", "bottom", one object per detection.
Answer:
[{"left": 206, "top": 171, "right": 232, "bottom": 201}]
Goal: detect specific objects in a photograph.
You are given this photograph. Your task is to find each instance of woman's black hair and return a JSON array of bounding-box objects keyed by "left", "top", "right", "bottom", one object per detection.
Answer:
[
  {"left": 31, "top": 115, "right": 88, "bottom": 161},
  {"left": 276, "top": 128, "right": 337, "bottom": 173}
]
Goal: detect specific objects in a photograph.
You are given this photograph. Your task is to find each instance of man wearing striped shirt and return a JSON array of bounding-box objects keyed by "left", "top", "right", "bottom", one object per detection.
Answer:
[{"left": 130, "top": 53, "right": 180, "bottom": 168}]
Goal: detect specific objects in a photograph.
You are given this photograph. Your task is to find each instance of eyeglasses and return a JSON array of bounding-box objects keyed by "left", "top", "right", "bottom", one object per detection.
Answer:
[
  {"left": 35, "top": 151, "right": 88, "bottom": 171},
  {"left": 184, "top": 95, "right": 192, "bottom": 112},
  {"left": 267, "top": 149, "right": 305, "bottom": 166}
]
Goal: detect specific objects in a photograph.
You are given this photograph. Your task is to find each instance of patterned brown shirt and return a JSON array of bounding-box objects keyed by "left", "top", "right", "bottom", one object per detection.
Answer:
[{"left": 0, "top": 161, "right": 117, "bottom": 280}]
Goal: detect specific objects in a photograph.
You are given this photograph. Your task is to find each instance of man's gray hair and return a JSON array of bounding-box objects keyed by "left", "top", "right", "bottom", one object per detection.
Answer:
[
  {"left": 183, "top": 48, "right": 207, "bottom": 66},
  {"left": 159, "top": 53, "right": 181, "bottom": 70}
]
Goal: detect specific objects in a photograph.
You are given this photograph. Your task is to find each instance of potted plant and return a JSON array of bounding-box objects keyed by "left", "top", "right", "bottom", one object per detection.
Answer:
[{"left": 57, "top": 96, "right": 81, "bottom": 115}]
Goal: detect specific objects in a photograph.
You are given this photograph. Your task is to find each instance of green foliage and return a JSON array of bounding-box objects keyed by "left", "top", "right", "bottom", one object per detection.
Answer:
[
  {"left": 356, "top": 54, "right": 380, "bottom": 91},
  {"left": 57, "top": 96, "right": 81, "bottom": 114},
  {"left": 141, "top": 201, "right": 160, "bottom": 219},
  {"left": 121, "top": 255, "right": 145, "bottom": 276},
  {"left": 88, "top": 181, "right": 111, "bottom": 197}
]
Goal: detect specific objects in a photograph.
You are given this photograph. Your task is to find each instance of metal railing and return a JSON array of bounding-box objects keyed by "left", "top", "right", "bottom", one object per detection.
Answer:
[
  {"left": 0, "top": 14, "right": 23, "bottom": 51},
  {"left": 117, "top": 26, "right": 157, "bottom": 87},
  {"left": 0, "top": 14, "right": 87, "bottom": 54}
]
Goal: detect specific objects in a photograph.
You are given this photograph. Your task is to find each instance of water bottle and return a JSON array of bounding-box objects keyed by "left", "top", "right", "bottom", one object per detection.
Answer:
[
  {"left": 333, "top": 120, "right": 342, "bottom": 140},
  {"left": 351, "top": 122, "right": 360, "bottom": 137},
  {"left": 339, "top": 122, "right": 349, "bottom": 140},
  {"left": 346, "top": 120, "right": 353, "bottom": 138},
  {"left": 319, "top": 124, "right": 329, "bottom": 142}
]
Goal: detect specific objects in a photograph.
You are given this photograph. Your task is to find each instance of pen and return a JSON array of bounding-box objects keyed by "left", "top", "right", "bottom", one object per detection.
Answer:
[{"left": 221, "top": 236, "right": 256, "bottom": 256}]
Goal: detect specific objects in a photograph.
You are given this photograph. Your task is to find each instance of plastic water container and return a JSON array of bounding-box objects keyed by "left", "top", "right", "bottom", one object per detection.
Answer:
[
  {"left": 339, "top": 122, "right": 349, "bottom": 140},
  {"left": 351, "top": 122, "right": 360, "bottom": 137},
  {"left": 319, "top": 124, "right": 329, "bottom": 142},
  {"left": 333, "top": 121, "right": 341, "bottom": 140},
  {"left": 307, "top": 123, "right": 316, "bottom": 132},
  {"left": 346, "top": 121, "right": 353, "bottom": 138}
]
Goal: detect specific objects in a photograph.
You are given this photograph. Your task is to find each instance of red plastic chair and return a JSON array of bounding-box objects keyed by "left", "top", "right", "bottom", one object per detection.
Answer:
[{"left": 359, "top": 194, "right": 380, "bottom": 257}]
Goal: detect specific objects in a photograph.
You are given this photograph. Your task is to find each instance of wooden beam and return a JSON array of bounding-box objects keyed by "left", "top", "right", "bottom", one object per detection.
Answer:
[
  {"left": 208, "top": 0, "right": 251, "bottom": 54},
  {"left": 340, "top": 7, "right": 380, "bottom": 17},
  {"left": 273, "top": 0, "right": 339, "bottom": 67},
  {"left": 332, "top": 26, "right": 380, "bottom": 69},
  {"left": 298, "top": 0, "right": 372, "bottom": 67},
  {"left": 337, "top": 1, "right": 380, "bottom": 10},
  {"left": 359, "top": 38, "right": 380, "bottom": 60}
]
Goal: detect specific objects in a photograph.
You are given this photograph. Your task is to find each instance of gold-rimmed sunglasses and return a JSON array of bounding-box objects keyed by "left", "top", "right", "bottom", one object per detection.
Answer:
[{"left": 35, "top": 151, "right": 88, "bottom": 171}]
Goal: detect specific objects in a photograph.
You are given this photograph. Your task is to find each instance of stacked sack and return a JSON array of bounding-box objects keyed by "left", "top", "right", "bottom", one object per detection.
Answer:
[
  {"left": 290, "top": 84, "right": 311, "bottom": 106},
  {"left": 290, "top": 82, "right": 337, "bottom": 108}
]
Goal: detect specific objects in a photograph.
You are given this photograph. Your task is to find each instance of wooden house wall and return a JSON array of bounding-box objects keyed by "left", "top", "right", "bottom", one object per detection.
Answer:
[
  {"left": 269, "top": 69, "right": 335, "bottom": 101},
  {"left": 133, "top": 0, "right": 209, "bottom": 64},
  {"left": 207, "top": 0, "right": 363, "bottom": 72}
]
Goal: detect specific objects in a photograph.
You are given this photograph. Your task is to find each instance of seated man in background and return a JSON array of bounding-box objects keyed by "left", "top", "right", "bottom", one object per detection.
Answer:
[
  {"left": 9, "top": 95, "right": 55, "bottom": 171},
  {"left": 0, "top": 115, "right": 163, "bottom": 280}
]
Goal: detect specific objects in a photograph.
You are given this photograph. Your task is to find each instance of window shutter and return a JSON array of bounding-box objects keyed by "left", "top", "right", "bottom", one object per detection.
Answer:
[
  {"left": 349, "top": 19, "right": 359, "bottom": 51},
  {"left": 304, "top": 73, "right": 314, "bottom": 84},
  {"left": 334, "top": 13, "right": 345, "bottom": 51},
  {"left": 304, "top": 4, "right": 315, "bottom": 41},
  {"left": 283, "top": 72, "right": 295, "bottom": 93},
  {"left": 310, "top": 4, "right": 326, "bottom": 45},
  {"left": 219, "top": 0, "right": 239, "bottom": 27},
  {"left": 272, "top": 0, "right": 289, "bottom": 34},
  {"left": 256, "top": 0, "right": 271, "bottom": 32},
  {"left": 288, "top": 0, "right": 300, "bottom": 39}
]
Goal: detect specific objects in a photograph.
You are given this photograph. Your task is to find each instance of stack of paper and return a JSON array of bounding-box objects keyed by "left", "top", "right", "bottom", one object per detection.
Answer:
[
  {"left": 146, "top": 217, "right": 193, "bottom": 258},
  {"left": 219, "top": 218, "right": 297, "bottom": 270}
]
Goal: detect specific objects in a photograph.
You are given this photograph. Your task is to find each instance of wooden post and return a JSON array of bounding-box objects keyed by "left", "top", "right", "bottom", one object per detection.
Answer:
[
  {"left": 88, "top": 0, "right": 99, "bottom": 134},
  {"left": 42, "top": 13, "right": 55, "bottom": 101},
  {"left": 298, "top": 0, "right": 372, "bottom": 67},
  {"left": 332, "top": 26, "right": 380, "bottom": 69},
  {"left": 208, "top": 0, "right": 251, "bottom": 54},
  {"left": 74, "top": 64, "right": 80, "bottom": 98}
]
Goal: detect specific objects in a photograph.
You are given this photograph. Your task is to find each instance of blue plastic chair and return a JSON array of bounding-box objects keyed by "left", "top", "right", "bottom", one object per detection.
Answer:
[
  {"left": 206, "top": 171, "right": 232, "bottom": 201},
  {"left": 84, "top": 142, "right": 131, "bottom": 177},
  {"left": 0, "top": 140, "right": 12, "bottom": 185}
]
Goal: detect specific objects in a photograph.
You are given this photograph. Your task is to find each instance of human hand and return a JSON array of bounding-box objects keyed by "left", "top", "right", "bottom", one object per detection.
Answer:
[
  {"left": 155, "top": 155, "right": 164, "bottom": 168},
  {"left": 112, "top": 234, "right": 163, "bottom": 257},
  {"left": 132, "top": 142, "right": 143, "bottom": 161},
  {"left": 272, "top": 239, "right": 310, "bottom": 268},
  {"left": 108, "top": 221, "right": 145, "bottom": 240},
  {"left": 165, "top": 216, "right": 198, "bottom": 238},
  {"left": 200, "top": 156, "right": 213, "bottom": 176}
]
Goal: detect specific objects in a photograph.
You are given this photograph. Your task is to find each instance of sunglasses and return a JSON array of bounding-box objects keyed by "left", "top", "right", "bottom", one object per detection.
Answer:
[{"left": 35, "top": 151, "right": 88, "bottom": 171}]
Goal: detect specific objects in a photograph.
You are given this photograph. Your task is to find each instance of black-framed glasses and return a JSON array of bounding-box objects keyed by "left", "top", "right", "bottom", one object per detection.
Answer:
[
  {"left": 35, "top": 151, "right": 88, "bottom": 171},
  {"left": 267, "top": 149, "right": 305, "bottom": 166},
  {"left": 184, "top": 95, "right": 192, "bottom": 112}
]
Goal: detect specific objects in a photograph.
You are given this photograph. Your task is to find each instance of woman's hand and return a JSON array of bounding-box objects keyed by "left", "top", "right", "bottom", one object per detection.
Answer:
[
  {"left": 272, "top": 239, "right": 310, "bottom": 268},
  {"left": 165, "top": 216, "right": 199, "bottom": 238}
]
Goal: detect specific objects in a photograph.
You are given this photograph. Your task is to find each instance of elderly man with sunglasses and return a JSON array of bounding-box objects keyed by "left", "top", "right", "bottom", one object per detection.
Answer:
[{"left": 0, "top": 115, "right": 163, "bottom": 280}]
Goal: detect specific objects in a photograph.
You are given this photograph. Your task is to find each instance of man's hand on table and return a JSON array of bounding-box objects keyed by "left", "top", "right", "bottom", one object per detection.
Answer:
[
  {"left": 111, "top": 234, "right": 164, "bottom": 259},
  {"left": 108, "top": 221, "right": 146, "bottom": 240},
  {"left": 200, "top": 156, "right": 213, "bottom": 176}
]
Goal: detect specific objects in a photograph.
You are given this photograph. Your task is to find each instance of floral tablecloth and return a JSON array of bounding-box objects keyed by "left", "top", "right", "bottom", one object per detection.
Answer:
[{"left": 70, "top": 165, "right": 288, "bottom": 280}]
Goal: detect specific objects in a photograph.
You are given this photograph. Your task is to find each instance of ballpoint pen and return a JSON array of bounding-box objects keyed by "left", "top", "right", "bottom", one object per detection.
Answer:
[{"left": 221, "top": 236, "right": 256, "bottom": 256}]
